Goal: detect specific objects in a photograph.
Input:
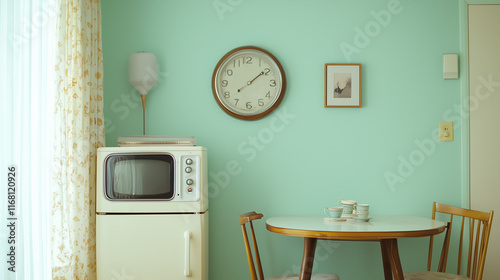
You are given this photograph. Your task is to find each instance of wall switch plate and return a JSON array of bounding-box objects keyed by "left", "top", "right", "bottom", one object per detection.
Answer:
[{"left": 439, "top": 121, "right": 453, "bottom": 142}]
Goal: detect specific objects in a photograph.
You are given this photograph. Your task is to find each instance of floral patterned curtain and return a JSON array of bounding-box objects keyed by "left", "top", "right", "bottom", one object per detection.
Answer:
[{"left": 52, "top": 0, "right": 104, "bottom": 279}]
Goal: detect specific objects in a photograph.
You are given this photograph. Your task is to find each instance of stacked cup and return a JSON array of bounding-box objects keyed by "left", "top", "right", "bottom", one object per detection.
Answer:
[
  {"left": 339, "top": 199, "right": 357, "bottom": 216},
  {"left": 356, "top": 204, "right": 370, "bottom": 219}
]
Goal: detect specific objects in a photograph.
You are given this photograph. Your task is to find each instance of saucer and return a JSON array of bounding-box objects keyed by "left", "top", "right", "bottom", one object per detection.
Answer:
[
  {"left": 324, "top": 217, "right": 347, "bottom": 223},
  {"left": 354, "top": 217, "right": 371, "bottom": 222},
  {"left": 341, "top": 213, "right": 357, "bottom": 219}
]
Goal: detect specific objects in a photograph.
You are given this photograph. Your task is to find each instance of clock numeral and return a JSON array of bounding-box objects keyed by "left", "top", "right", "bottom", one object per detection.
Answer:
[
  {"left": 269, "top": 79, "right": 276, "bottom": 87},
  {"left": 226, "top": 69, "right": 233, "bottom": 76},
  {"left": 222, "top": 80, "right": 228, "bottom": 87},
  {"left": 234, "top": 99, "right": 239, "bottom": 106},
  {"left": 258, "top": 99, "right": 264, "bottom": 106},
  {"left": 246, "top": 102, "right": 253, "bottom": 109},
  {"left": 264, "top": 68, "right": 270, "bottom": 75},
  {"left": 265, "top": 91, "right": 271, "bottom": 99},
  {"left": 224, "top": 91, "right": 230, "bottom": 98},
  {"left": 233, "top": 56, "right": 253, "bottom": 68}
]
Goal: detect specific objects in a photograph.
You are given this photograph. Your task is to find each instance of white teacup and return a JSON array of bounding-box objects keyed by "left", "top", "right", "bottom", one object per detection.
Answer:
[
  {"left": 324, "top": 207, "right": 343, "bottom": 218},
  {"left": 339, "top": 199, "right": 357, "bottom": 215},
  {"left": 356, "top": 204, "right": 370, "bottom": 219}
]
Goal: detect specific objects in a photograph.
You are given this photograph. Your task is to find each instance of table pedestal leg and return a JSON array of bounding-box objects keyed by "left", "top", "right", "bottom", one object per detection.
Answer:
[
  {"left": 299, "top": 237, "right": 317, "bottom": 280},
  {"left": 380, "top": 240, "right": 394, "bottom": 280},
  {"left": 380, "top": 239, "right": 404, "bottom": 280}
]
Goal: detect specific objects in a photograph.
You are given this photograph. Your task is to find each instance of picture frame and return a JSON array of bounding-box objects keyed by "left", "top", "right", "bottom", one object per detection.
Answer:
[{"left": 324, "top": 63, "right": 362, "bottom": 108}]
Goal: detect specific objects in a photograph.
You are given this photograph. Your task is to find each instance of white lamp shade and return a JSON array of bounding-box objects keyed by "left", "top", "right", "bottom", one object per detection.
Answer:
[{"left": 129, "top": 52, "right": 158, "bottom": 95}]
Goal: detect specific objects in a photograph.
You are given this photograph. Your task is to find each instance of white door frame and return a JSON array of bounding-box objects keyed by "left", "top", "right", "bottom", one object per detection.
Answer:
[{"left": 459, "top": 0, "right": 500, "bottom": 208}]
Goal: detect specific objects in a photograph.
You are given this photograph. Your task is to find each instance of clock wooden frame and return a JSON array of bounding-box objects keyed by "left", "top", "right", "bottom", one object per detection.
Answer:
[{"left": 211, "top": 46, "right": 286, "bottom": 120}]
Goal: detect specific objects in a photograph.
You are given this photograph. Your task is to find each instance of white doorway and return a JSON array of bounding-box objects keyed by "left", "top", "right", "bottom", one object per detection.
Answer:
[{"left": 468, "top": 4, "right": 500, "bottom": 279}]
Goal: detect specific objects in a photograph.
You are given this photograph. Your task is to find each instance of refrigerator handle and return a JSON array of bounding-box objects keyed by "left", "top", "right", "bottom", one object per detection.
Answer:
[{"left": 184, "top": 231, "right": 192, "bottom": 277}]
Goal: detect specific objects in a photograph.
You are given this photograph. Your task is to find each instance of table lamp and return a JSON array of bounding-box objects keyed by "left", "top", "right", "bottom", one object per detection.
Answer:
[{"left": 129, "top": 52, "right": 158, "bottom": 135}]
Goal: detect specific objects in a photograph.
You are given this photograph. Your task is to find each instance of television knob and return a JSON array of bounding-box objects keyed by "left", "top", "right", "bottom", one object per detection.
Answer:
[
  {"left": 185, "top": 167, "right": 192, "bottom": 173},
  {"left": 186, "top": 179, "right": 194, "bottom": 185},
  {"left": 186, "top": 158, "right": 193, "bottom": 165}
]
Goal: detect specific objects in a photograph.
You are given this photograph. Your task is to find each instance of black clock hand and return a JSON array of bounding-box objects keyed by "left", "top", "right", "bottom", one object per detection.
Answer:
[
  {"left": 237, "top": 71, "right": 265, "bottom": 93},
  {"left": 249, "top": 71, "right": 265, "bottom": 84}
]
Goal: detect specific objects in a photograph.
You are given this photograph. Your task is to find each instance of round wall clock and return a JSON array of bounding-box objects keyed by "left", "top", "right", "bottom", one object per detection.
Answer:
[{"left": 212, "top": 46, "right": 286, "bottom": 120}]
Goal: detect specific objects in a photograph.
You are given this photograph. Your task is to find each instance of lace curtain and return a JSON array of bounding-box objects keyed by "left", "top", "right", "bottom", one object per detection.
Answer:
[
  {"left": 1, "top": 0, "right": 104, "bottom": 278},
  {"left": 52, "top": 0, "right": 104, "bottom": 279}
]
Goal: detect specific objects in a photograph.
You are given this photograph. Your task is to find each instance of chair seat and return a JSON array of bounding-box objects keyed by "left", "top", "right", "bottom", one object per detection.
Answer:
[
  {"left": 404, "top": 271, "right": 470, "bottom": 280},
  {"left": 266, "top": 273, "right": 340, "bottom": 280}
]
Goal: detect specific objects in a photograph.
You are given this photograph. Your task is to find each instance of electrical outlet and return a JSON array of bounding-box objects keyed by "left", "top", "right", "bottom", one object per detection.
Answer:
[{"left": 439, "top": 121, "right": 453, "bottom": 142}]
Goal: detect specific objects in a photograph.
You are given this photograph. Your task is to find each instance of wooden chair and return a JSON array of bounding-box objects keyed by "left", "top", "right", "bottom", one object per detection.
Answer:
[
  {"left": 404, "top": 202, "right": 494, "bottom": 280},
  {"left": 240, "top": 211, "right": 340, "bottom": 280}
]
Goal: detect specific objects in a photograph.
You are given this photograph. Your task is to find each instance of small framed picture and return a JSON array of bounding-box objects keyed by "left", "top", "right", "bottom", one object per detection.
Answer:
[{"left": 324, "top": 63, "right": 362, "bottom": 108}]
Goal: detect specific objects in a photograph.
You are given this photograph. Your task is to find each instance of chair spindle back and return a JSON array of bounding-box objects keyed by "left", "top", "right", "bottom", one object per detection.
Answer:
[
  {"left": 240, "top": 211, "right": 265, "bottom": 280},
  {"left": 426, "top": 202, "right": 494, "bottom": 280}
]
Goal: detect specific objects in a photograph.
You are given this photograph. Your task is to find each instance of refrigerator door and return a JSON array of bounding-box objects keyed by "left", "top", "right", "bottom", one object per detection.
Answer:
[{"left": 97, "top": 212, "right": 208, "bottom": 280}]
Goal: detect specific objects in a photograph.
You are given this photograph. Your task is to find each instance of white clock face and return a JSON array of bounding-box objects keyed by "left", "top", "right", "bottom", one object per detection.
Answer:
[{"left": 212, "top": 47, "right": 285, "bottom": 120}]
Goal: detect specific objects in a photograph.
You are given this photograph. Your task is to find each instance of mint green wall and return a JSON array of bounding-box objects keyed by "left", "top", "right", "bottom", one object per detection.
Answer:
[{"left": 101, "top": 0, "right": 462, "bottom": 279}]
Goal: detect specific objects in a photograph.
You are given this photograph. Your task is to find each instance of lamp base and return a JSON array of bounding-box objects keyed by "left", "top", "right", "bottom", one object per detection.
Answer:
[
  {"left": 140, "top": 94, "right": 147, "bottom": 110},
  {"left": 140, "top": 94, "right": 147, "bottom": 135}
]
